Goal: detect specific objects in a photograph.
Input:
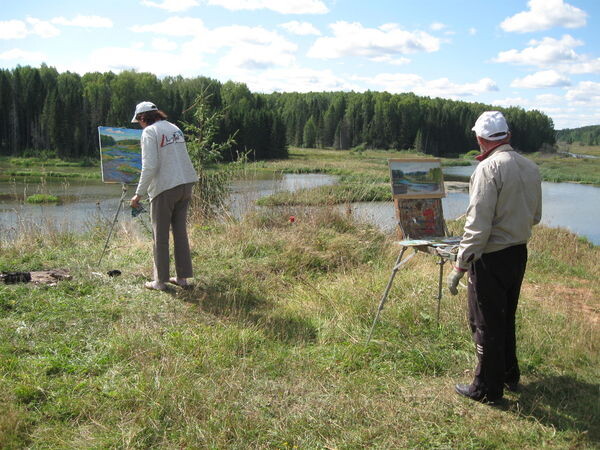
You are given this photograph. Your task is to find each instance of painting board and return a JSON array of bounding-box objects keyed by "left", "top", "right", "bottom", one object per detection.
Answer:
[
  {"left": 394, "top": 197, "right": 446, "bottom": 240},
  {"left": 98, "top": 126, "right": 142, "bottom": 184},
  {"left": 388, "top": 158, "right": 445, "bottom": 199}
]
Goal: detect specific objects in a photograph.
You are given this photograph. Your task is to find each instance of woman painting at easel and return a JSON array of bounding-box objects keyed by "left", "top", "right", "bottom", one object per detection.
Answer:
[{"left": 129, "top": 101, "right": 199, "bottom": 291}]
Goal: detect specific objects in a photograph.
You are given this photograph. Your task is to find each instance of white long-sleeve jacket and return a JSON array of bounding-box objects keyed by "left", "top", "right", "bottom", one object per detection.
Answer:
[
  {"left": 456, "top": 144, "right": 542, "bottom": 270},
  {"left": 135, "top": 120, "right": 199, "bottom": 200}
]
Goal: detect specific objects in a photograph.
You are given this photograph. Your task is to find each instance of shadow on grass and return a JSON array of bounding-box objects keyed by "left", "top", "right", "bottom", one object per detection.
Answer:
[
  {"left": 513, "top": 375, "right": 599, "bottom": 445},
  {"left": 172, "top": 277, "right": 318, "bottom": 345}
]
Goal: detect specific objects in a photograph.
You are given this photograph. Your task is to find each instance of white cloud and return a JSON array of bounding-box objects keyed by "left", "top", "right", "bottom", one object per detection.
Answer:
[
  {"left": 565, "top": 81, "right": 600, "bottom": 103},
  {"left": 430, "top": 22, "right": 445, "bottom": 31},
  {"left": 51, "top": 15, "right": 113, "bottom": 28},
  {"left": 206, "top": 0, "right": 329, "bottom": 14},
  {"left": 131, "top": 17, "right": 206, "bottom": 36},
  {"left": 26, "top": 17, "right": 60, "bottom": 38},
  {"left": 468, "top": 28, "right": 477, "bottom": 35},
  {"left": 140, "top": 0, "right": 199, "bottom": 12},
  {"left": 152, "top": 38, "right": 178, "bottom": 51},
  {"left": 511, "top": 70, "right": 571, "bottom": 88},
  {"left": 494, "top": 35, "right": 581, "bottom": 67},
  {"left": 366, "top": 73, "right": 497, "bottom": 98},
  {"left": 279, "top": 21, "right": 321, "bottom": 36},
  {"left": 369, "top": 55, "right": 411, "bottom": 65},
  {"left": 501, "top": 0, "right": 587, "bottom": 33},
  {"left": 60, "top": 44, "right": 207, "bottom": 77},
  {"left": 224, "top": 67, "right": 359, "bottom": 93},
  {"left": 0, "top": 48, "right": 46, "bottom": 63},
  {"left": 0, "top": 20, "right": 29, "bottom": 39},
  {"left": 308, "top": 22, "right": 440, "bottom": 61}
]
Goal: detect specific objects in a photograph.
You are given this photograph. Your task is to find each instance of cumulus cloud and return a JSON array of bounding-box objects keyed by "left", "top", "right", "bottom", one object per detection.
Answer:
[
  {"left": 565, "top": 81, "right": 600, "bottom": 103},
  {"left": 0, "top": 48, "right": 46, "bottom": 63},
  {"left": 60, "top": 44, "right": 207, "bottom": 77},
  {"left": 494, "top": 35, "right": 581, "bottom": 67},
  {"left": 51, "top": 15, "right": 113, "bottom": 28},
  {"left": 308, "top": 22, "right": 440, "bottom": 61},
  {"left": 131, "top": 17, "right": 206, "bottom": 36},
  {"left": 152, "top": 38, "right": 178, "bottom": 51},
  {"left": 0, "top": 20, "right": 29, "bottom": 39},
  {"left": 365, "top": 73, "right": 497, "bottom": 98},
  {"left": 500, "top": 0, "right": 587, "bottom": 33},
  {"left": 206, "top": 0, "right": 329, "bottom": 14},
  {"left": 223, "top": 67, "right": 359, "bottom": 93},
  {"left": 279, "top": 21, "right": 321, "bottom": 36},
  {"left": 140, "top": 0, "right": 199, "bottom": 12},
  {"left": 511, "top": 70, "right": 571, "bottom": 88},
  {"left": 430, "top": 22, "right": 446, "bottom": 31}
]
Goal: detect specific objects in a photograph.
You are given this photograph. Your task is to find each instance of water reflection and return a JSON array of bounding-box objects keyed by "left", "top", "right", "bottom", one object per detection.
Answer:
[{"left": 1, "top": 168, "right": 599, "bottom": 245}]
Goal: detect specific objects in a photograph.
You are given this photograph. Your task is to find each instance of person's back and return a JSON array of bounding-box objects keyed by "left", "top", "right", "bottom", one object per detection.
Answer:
[{"left": 474, "top": 145, "right": 542, "bottom": 254}]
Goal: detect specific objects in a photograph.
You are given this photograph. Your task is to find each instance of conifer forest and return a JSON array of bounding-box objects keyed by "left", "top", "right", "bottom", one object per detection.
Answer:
[{"left": 0, "top": 65, "right": 557, "bottom": 161}]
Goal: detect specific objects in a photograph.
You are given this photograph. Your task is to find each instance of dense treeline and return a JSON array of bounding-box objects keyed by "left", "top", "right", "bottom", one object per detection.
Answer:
[
  {"left": 0, "top": 65, "right": 556, "bottom": 161},
  {"left": 261, "top": 91, "right": 556, "bottom": 154},
  {"left": 0, "top": 65, "right": 287, "bottom": 161},
  {"left": 556, "top": 125, "right": 600, "bottom": 145}
]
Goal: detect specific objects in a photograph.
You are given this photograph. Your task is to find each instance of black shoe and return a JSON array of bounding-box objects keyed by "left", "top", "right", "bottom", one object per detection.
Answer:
[
  {"left": 505, "top": 382, "right": 520, "bottom": 393},
  {"left": 455, "top": 384, "right": 502, "bottom": 404}
]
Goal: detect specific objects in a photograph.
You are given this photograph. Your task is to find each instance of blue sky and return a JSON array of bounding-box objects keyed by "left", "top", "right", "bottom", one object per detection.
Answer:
[{"left": 1, "top": 0, "right": 599, "bottom": 129}]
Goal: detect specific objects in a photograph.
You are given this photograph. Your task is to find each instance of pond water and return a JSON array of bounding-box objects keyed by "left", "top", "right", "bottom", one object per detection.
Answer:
[{"left": 1, "top": 166, "right": 599, "bottom": 245}]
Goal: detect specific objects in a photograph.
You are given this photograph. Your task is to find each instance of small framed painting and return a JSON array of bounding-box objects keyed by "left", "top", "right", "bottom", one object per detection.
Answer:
[{"left": 388, "top": 158, "right": 445, "bottom": 199}]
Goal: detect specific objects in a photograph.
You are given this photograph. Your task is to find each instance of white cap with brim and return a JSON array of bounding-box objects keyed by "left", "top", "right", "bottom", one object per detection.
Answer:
[
  {"left": 131, "top": 101, "right": 158, "bottom": 123},
  {"left": 472, "top": 111, "right": 509, "bottom": 141}
]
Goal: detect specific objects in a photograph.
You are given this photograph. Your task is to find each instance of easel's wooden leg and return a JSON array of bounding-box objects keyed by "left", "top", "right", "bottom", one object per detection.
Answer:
[
  {"left": 436, "top": 256, "right": 447, "bottom": 324},
  {"left": 366, "top": 246, "right": 416, "bottom": 344}
]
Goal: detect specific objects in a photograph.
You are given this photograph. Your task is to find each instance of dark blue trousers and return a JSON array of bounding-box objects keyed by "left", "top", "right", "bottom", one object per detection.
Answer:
[{"left": 467, "top": 244, "right": 528, "bottom": 399}]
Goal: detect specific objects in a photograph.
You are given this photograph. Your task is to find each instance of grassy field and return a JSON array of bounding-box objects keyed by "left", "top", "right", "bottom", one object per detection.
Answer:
[
  {"left": 0, "top": 207, "right": 598, "bottom": 448},
  {"left": 0, "top": 156, "right": 100, "bottom": 182}
]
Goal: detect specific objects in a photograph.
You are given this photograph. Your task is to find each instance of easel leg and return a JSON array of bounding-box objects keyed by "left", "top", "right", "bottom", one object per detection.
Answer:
[
  {"left": 98, "top": 184, "right": 128, "bottom": 267},
  {"left": 436, "top": 257, "right": 447, "bottom": 324},
  {"left": 366, "top": 246, "right": 416, "bottom": 344}
]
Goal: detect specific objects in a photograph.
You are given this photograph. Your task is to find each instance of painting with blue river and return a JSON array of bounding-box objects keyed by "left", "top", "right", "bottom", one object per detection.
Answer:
[{"left": 98, "top": 126, "right": 142, "bottom": 184}]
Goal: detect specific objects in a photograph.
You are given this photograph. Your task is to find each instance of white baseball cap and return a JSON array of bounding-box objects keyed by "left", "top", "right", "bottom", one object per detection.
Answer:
[
  {"left": 131, "top": 101, "right": 158, "bottom": 123},
  {"left": 472, "top": 111, "right": 509, "bottom": 141}
]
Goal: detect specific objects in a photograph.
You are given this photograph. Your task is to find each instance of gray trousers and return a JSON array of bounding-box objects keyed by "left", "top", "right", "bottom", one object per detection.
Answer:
[{"left": 150, "top": 183, "right": 194, "bottom": 283}]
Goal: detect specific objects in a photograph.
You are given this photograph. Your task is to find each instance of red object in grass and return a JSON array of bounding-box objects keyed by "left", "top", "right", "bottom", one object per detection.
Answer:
[{"left": 289, "top": 216, "right": 295, "bottom": 223}]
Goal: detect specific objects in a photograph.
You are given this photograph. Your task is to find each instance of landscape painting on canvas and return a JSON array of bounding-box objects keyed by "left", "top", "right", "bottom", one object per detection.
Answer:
[
  {"left": 388, "top": 158, "right": 445, "bottom": 198},
  {"left": 98, "top": 126, "right": 142, "bottom": 184}
]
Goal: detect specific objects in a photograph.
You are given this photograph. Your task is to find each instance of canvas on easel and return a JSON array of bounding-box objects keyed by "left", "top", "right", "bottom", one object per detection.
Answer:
[
  {"left": 98, "top": 126, "right": 143, "bottom": 184},
  {"left": 388, "top": 158, "right": 447, "bottom": 241}
]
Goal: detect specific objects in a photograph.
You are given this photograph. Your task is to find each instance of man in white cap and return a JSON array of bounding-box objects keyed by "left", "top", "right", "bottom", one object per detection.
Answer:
[
  {"left": 130, "top": 101, "right": 199, "bottom": 291},
  {"left": 447, "top": 111, "right": 542, "bottom": 403}
]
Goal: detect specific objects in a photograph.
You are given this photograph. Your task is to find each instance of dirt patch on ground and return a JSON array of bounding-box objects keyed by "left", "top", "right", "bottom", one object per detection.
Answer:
[{"left": 523, "top": 280, "right": 599, "bottom": 325}]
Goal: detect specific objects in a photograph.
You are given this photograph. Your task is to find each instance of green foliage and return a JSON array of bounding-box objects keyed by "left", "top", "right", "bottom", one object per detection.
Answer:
[
  {"left": 556, "top": 125, "right": 600, "bottom": 145},
  {"left": 25, "top": 194, "right": 60, "bottom": 204}
]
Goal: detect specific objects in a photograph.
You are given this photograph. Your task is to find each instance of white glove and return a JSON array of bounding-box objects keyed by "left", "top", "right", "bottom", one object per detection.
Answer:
[{"left": 447, "top": 267, "right": 466, "bottom": 295}]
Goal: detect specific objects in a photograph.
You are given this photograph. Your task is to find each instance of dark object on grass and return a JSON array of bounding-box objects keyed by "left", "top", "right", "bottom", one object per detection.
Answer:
[
  {"left": 1, "top": 271, "right": 32, "bottom": 284},
  {"left": 107, "top": 270, "right": 122, "bottom": 277}
]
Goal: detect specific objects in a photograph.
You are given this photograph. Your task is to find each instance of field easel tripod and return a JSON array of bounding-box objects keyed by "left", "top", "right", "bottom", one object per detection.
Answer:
[
  {"left": 97, "top": 183, "right": 128, "bottom": 266},
  {"left": 366, "top": 159, "right": 461, "bottom": 344}
]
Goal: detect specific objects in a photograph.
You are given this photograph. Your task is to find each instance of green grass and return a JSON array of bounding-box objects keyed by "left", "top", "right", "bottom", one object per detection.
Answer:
[
  {"left": 0, "top": 156, "right": 100, "bottom": 182},
  {"left": 0, "top": 209, "right": 598, "bottom": 448},
  {"left": 25, "top": 194, "right": 60, "bottom": 204},
  {"left": 530, "top": 152, "right": 600, "bottom": 185}
]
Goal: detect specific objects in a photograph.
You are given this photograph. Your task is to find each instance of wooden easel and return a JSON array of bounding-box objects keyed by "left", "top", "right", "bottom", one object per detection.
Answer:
[{"left": 366, "top": 160, "right": 461, "bottom": 343}]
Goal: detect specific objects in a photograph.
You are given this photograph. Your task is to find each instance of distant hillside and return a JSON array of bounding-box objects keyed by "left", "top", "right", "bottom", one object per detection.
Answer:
[{"left": 556, "top": 125, "right": 600, "bottom": 145}]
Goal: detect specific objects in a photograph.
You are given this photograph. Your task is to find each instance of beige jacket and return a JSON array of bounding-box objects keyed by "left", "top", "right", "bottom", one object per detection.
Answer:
[
  {"left": 135, "top": 120, "right": 199, "bottom": 200},
  {"left": 456, "top": 144, "right": 542, "bottom": 270}
]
